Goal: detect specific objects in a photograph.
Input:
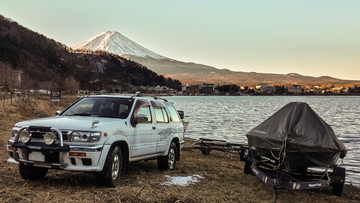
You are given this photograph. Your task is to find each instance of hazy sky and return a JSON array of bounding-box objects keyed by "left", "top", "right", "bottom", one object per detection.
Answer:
[{"left": 1, "top": 0, "right": 359, "bottom": 80}]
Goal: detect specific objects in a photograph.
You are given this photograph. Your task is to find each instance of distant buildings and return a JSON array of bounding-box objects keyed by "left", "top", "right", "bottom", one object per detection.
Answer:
[
  {"left": 258, "top": 85, "right": 276, "bottom": 94},
  {"left": 74, "top": 83, "right": 360, "bottom": 96},
  {"left": 199, "top": 83, "right": 214, "bottom": 94},
  {"left": 286, "top": 85, "right": 306, "bottom": 94},
  {"left": 331, "top": 86, "right": 347, "bottom": 94},
  {"left": 181, "top": 83, "right": 214, "bottom": 95}
]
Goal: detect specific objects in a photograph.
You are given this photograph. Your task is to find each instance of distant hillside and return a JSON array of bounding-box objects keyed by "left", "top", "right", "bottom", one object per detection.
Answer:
[
  {"left": 72, "top": 31, "right": 360, "bottom": 86},
  {"left": 128, "top": 56, "right": 360, "bottom": 86},
  {"left": 0, "top": 15, "right": 181, "bottom": 91}
]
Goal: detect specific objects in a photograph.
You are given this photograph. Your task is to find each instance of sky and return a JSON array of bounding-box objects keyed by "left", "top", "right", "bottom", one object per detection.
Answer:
[{"left": 0, "top": 0, "right": 359, "bottom": 80}]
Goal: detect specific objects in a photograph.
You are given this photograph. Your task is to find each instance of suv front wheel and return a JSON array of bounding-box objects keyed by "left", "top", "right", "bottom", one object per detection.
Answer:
[
  {"left": 19, "top": 163, "right": 48, "bottom": 180},
  {"left": 96, "top": 146, "right": 122, "bottom": 187},
  {"left": 158, "top": 142, "right": 177, "bottom": 171}
]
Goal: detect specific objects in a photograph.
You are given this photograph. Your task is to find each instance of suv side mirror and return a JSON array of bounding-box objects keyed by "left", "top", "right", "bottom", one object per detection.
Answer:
[
  {"left": 136, "top": 114, "right": 148, "bottom": 124},
  {"left": 178, "top": 110, "right": 184, "bottom": 119},
  {"left": 55, "top": 110, "right": 63, "bottom": 116}
]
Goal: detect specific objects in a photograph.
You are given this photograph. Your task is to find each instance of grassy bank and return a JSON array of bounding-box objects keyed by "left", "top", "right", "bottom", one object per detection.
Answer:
[{"left": 0, "top": 97, "right": 359, "bottom": 202}]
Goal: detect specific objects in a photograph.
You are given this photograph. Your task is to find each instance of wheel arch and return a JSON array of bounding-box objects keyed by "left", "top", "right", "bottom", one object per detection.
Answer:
[
  {"left": 110, "top": 141, "right": 129, "bottom": 170},
  {"left": 171, "top": 137, "right": 180, "bottom": 161}
]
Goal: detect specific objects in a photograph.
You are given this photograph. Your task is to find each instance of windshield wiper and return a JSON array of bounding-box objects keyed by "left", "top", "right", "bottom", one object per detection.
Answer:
[
  {"left": 67, "top": 113, "right": 93, "bottom": 116},
  {"left": 95, "top": 115, "right": 123, "bottom": 119}
]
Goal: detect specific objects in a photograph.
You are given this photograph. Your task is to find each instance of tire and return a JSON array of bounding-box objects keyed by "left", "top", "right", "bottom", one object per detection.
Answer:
[
  {"left": 158, "top": 142, "right": 177, "bottom": 171},
  {"left": 201, "top": 149, "right": 211, "bottom": 155},
  {"left": 19, "top": 163, "right": 48, "bottom": 181},
  {"left": 244, "top": 160, "right": 253, "bottom": 175},
  {"left": 240, "top": 149, "right": 248, "bottom": 161},
  {"left": 96, "top": 146, "right": 122, "bottom": 187},
  {"left": 331, "top": 166, "right": 346, "bottom": 197}
]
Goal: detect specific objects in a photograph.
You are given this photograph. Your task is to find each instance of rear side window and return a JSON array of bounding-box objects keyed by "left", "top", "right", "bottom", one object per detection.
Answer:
[
  {"left": 165, "top": 103, "right": 181, "bottom": 123},
  {"left": 154, "top": 106, "right": 169, "bottom": 123}
]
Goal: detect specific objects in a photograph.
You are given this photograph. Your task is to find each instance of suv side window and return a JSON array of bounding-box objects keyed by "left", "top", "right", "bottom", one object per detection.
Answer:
[
  {"left": 154, "top": 106, "right": 169, "bottom": 123},
  {"left": 136, "top": 105, "right": 152, "bottom": 123},
  {"left": 165, "top": 103, "right": 181, "bottom": 123}
]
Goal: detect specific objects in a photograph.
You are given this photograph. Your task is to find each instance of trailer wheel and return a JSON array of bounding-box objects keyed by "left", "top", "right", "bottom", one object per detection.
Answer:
[
  {"left": 201, "top": 149, "right": 211, "bottom": 155},
  {"left": 244, "top": 161, "right": 253, "bottom": 175},
  {"left": 331, "top": 166, "right": 345, "bottom": 197},
  {"left": 240, "top": 149, "right": 248, "bottom": 161},
  {"left": 19, "top": 163, "right": 48, "bottom": 180}
]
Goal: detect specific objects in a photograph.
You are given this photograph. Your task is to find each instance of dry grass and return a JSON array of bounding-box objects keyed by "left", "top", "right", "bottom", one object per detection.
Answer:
[{"left": 1, "top": 96, "right": 360, "bottom": 202}]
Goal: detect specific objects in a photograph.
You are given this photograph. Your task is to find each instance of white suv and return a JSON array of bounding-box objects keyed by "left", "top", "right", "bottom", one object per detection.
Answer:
[{"left": 7, "top": 95, "right": 186, "bottom": 187}]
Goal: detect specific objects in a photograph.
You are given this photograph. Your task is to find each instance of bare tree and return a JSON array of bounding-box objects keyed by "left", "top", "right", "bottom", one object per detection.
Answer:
[
  {"left": 0, "top": 61, "right": 13, "bottom": 90},
  {"left": 64, "top": 77, "right": 80, "bottom": 95}
]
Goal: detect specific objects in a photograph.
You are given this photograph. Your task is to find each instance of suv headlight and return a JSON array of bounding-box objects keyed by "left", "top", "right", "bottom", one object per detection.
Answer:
[
  {"left": 19, "top": 130, "right": 31, "bottom": 144},
  {"left": 44, "top": 132, "right": 56, "bottom": 145},
  {"left": 70, "top": 131, "right": 101, "bottom": 142}
]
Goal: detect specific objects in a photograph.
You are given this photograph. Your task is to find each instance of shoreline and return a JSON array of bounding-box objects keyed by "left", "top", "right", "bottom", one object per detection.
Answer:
[{"left": 1, "top": 97, "right": 360, "bottom": 202}]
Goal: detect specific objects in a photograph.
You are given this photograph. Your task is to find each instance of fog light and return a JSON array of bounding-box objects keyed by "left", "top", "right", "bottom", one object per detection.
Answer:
[
  {"left": 19, "top": 130, "right": 30, "bottom": 143},
  {"left": 44, "top": 132, "right": 56, "bottom": 145}
]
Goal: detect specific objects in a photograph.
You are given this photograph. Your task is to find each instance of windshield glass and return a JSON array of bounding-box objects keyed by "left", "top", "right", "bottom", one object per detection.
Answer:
[{"left": 63, "top": 97, "right": 134, "bottom": 119}]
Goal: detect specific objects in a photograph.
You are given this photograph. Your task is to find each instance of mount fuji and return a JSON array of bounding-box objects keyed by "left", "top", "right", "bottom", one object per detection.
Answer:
[
  {"left": 73, "top": 31, "right": 357, "bottom": 86},
  {"left": 72, "top": 31, "right": 220, "bottom": 77},
  {"left": 72, "top": 31, "right": 166, "bottom": 59}
]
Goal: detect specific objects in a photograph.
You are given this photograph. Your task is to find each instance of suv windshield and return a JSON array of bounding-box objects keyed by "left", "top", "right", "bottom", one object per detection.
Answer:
[{"left": 63, "top": 97, "right": 134, "bottom": 119}]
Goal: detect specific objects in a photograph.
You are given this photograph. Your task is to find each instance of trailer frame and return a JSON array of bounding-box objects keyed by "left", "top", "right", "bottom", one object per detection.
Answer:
[{"left": 244, "top": 148, "right": 346, "bottom": 201}]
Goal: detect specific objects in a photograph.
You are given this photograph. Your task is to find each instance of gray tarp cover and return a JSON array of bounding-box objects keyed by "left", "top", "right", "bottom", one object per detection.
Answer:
[{"left": 246, "top": 102, "right": 346, "bottom": 163}]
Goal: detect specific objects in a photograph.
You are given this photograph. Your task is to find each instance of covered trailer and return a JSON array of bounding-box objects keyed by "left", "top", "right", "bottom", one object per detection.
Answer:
[
  {"left": 246, "top": 102, "right": 346, "bottom": 172},
  {"left": 245, "top": 102, "right": 347, "bottom": 198}
]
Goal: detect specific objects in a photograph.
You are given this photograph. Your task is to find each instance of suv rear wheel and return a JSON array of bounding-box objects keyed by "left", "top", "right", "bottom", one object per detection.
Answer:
[
  {"left": 158, "top": 142, "right": 177, "bottom": 171},
  {"left": 96, "top": 146, "right": 122, "bottom": 187}
]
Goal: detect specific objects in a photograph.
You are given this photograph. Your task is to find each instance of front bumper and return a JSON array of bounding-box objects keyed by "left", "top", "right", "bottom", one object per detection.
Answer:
[
  {"left": 7, "top": 127, "right": 106, "bottom": 172},
  {"left": 7, "top": 141, "right": 105, "bottom": 171}
]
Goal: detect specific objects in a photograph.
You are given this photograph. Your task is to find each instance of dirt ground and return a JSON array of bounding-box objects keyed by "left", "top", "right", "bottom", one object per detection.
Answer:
[{"left": 0, "top": 96, "right": 360, "bottom": 202}]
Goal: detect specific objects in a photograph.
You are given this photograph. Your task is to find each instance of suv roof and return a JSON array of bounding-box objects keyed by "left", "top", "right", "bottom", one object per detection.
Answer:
[{"left": 87, "top": 95, "right": 170, "bottom": 103}]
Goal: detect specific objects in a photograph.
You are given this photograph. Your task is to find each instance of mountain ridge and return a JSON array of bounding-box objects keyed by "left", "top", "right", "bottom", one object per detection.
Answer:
[
  {"left": 0, "top": 15, "right": 181, "bottom": 91},
  {"left": 73, "top": 31, "right": 360, "bottom": 86}
]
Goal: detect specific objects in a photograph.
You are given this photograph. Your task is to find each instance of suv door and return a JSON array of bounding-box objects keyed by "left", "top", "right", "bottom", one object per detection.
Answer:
[
  {"left": 165, "top": 102, "right": 184, "bottom": 141},
  {"left": 130, "top": 100, "right": 157, "bottom": 158},
  {"left": 151, "top": 101, "right": 172, "bottom": 153}
]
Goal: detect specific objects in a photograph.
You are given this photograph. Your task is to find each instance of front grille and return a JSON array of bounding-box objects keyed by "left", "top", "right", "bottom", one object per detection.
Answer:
[
  {"left": 27, "top": 126, "right": 71, "bottom": 143},
  {"left": 31, "top": 132, "right": 44, "bottom": 139},
  {"left": 61, "top": 131, "right": 71, "bottom": 141}
]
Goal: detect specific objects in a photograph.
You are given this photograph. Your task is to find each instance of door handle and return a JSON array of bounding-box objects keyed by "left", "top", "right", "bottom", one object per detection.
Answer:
[{"left": 152, "top": 126, "right": 156, "bottom": 130}]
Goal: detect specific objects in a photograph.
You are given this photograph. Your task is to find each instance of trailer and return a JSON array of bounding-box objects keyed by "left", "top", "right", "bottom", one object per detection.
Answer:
[
  {"left": 244, "top": 148, "right": 346, "bottom": 202},
  {"left": 187, "top": 138, "right": 346, "bottom": 202},
  {"left": 188, "top": 138, "right": 249, "bottom": 161}
]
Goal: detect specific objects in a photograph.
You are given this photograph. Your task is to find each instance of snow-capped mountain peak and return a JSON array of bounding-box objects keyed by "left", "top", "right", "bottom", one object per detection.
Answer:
[{"left": 72, "top": 31, "right": 166, "bottom": 59}]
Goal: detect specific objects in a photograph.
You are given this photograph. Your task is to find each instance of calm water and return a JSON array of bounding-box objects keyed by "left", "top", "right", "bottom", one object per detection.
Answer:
[{"left": 166, "top": 96, "right": 360, "bottom": 186}]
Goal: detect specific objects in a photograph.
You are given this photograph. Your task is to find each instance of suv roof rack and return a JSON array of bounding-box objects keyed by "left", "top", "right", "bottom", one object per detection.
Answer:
[
  {"left": 130, "top": 94, "right": 168, "bottom": 102},
  {"left": 152, "top": 96, "right": 168, "bottom": 102}
]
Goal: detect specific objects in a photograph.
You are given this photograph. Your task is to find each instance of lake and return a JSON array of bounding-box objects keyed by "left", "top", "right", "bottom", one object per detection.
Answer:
[{"left": 166, "top": 96, "right": 360, "bottom": 186}]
